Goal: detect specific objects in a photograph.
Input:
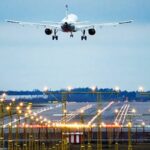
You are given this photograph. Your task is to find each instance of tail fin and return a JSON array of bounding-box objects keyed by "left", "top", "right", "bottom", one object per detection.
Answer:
[{"left": 65, "top": 4, "right": 69, "bottom": 18}]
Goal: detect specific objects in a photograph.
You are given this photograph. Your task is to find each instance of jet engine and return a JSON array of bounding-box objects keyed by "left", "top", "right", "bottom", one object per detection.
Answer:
[
  {"left": 45, "top": 28, "right": 52, "bottom": 35},
  {"left": 88, "top": 28, "right": 96, "bottom": 35}
]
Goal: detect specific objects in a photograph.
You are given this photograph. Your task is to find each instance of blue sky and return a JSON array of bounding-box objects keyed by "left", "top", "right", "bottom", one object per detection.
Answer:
[{"left": 0, "top": 0, "right": 150, "bottom": 91}]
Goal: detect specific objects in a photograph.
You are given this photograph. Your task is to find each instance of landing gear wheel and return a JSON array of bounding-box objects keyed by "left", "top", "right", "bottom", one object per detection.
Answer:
[
  {"left": 70, "top": 34, "right": 74, "bottom": 38},
  {"left": 52, "top": 35, "right": 58, "bottom": 40},
  {"left": 81, "top": 36, "right": 87, "bottom": 40}
]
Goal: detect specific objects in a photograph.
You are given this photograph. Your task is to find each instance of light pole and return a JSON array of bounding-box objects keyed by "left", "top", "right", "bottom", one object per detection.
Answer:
[
  {"left": 128, "top": 121, "right": 132, "bottom": 150},
  {"left": 28, "top": 114, "right": 34, "bottom": 150},
  {"left": 137, "top": 86, "right": 150, "bottom": 143},
  {"left": 30, "top": 115, "right": 35, "bottom": 150},
  {"left": 23, "top": 112, "right": 28, "bottom": 150},
  {"left": 24, "top": 104, "right": 32, "bottom": 150},
  {"left": 6, "top": 105, "right": 13, "bottom": 150},
  {"left": 114, "top": 86, "right": 120, "bottom": 147},
  {"left": 0, "top": 95, "right": 5, "bottom": 149},
  {"left": 15, "top": 105, "right": 22, "bottom": 150},
  {"left": 42, "top": 118, "right": 48, "bottom": 150},
  {"left": 96, "top": 91, "right": 102, "bottom": 150},
  {"left": 80, "top": 110, "right": 85, "bottom": 150},
  {"left": 141, "top": 122, "right": 145, "bottom": 142},
  {"left": 87, "top": 124, "right": 92, "bottom": 150},
  {"left": 34, "top": 117, "right": 40, "bottom": 150},
  {"left": 91, "top": 86, "right": 110, "bottom": 150},
  {"left": 61, "top": 86, "right": 72, "bottom": 150},
  {"left": 127, "top": 108, "right": 136, "bottom": 150}
]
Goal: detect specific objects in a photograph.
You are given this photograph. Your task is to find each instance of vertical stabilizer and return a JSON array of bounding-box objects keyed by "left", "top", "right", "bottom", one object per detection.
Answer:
[{"left": 65, "top": 4, "right": 69, "bottom": 18}]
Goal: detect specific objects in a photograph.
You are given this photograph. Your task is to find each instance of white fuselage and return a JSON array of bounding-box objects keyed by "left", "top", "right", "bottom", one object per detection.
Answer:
[
  {"left": 62, "top": 14, "right": 78, "bottom": 23},
  {"left": 61, "top": 14, "right": 78, "bottom": 32}
]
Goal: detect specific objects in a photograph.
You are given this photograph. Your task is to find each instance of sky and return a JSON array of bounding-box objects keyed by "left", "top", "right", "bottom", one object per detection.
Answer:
[{"left": 0, "top": 0, "right": 150, "bottom": 91}]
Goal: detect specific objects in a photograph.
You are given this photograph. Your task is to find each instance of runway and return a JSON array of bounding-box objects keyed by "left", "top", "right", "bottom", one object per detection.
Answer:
[{"left": 3, "top": 101, "right": 150, "bottom": 129}]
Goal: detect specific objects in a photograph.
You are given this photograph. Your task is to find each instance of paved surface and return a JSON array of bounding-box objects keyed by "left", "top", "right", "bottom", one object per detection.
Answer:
[{"left": 3, "top": 102, "right": 150, "bottom": 130}]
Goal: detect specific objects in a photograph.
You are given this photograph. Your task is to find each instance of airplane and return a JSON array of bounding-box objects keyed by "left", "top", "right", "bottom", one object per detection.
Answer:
[{"left": 6, "top": 5, "right": 133, "bottom": 40}]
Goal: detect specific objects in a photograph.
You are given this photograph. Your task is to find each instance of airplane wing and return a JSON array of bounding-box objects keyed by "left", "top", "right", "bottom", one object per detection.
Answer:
[
  {"left": 76, "top": 20, "right": 133, "bottom": 30},
  {"left": 6, "top": 20, "right": 61, "bottom": 30}
]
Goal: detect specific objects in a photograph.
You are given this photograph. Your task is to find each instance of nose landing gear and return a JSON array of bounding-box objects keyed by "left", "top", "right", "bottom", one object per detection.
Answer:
[{"left": 70, "top": 32, "right": 74, "bottom": 38}]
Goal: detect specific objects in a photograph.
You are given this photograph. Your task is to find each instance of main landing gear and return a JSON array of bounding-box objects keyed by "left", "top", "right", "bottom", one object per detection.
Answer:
[
  {"left": 52, "top": 29, "right": 58, "bottom": 40},
  {"left": 81, "top": 30, "right": 87, "bottom": 40}
]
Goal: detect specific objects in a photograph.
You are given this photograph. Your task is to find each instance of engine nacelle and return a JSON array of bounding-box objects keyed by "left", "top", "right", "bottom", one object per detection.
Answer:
[
  {"left": 45, "top": 28, "right": 52, "bottom": 35},
  {"left": 88, "top": 28, "right": 96, "bottom": 35}
]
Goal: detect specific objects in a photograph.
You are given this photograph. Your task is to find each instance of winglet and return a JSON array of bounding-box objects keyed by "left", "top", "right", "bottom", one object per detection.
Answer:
[
  {"left": 6, "top": 20, "right": 20, "bottom": 24},
  {"left": 119, "top": 20, "right": 133, "bottom": 24}
]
